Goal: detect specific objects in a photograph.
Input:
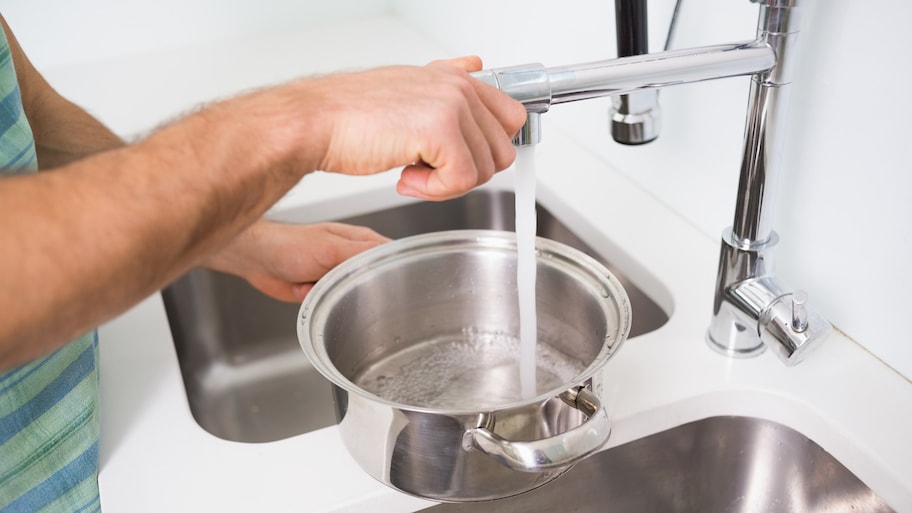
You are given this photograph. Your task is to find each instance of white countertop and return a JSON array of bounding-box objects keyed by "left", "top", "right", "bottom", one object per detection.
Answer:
[{"left": 67, "top": 15, "right": 912, "bottom": 513}]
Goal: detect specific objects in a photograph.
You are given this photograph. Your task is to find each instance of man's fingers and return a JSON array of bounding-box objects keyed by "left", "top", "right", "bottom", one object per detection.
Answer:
[
  {"left": 434, "top": 56, "right": 527, "bottom": 174},
  {"left": 396, "top": 94, "right": 525, "bottom": 200},
  {"left": 322, "top": 222, "right": 390, "bottom": 244},
  {"left": 464, "top": 85, "right": 522, "bottom": 175},
  {"left": 428, "top": 55, "right": 484, "bottom": 73},
  {"left": 472, "top": 80, "right": 529, "bottom": 142},
  {"left": 430, "top": 55, "right": 527, "bottom": 138},
  {"left": 292, "top": 283, "right": 315, "bottom": 301},
  {"left": 313, "top": 59, "right": 527, "bottom": 201},
  {"left": 397, "top": 138, "right": 480, "bottom": 201}
]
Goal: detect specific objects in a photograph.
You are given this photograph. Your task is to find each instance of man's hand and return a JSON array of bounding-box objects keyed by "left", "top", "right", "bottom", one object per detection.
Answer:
[
  {"left": 202, "top": 220, "right": 390, "bottom": 302},
  {"left": 297, "top": 56, "right": 528, "bottom": 201}
]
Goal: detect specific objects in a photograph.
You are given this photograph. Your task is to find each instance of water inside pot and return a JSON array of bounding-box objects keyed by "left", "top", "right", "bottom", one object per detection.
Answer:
[
  {"left": 352, "top": 329, "right": 586, "bottom": 410},
  {"left": 303, "top": 231, "right": 629, "bottom": 413}
]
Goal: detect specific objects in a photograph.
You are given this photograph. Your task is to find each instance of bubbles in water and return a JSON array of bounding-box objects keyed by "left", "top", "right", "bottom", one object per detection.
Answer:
[{"left": 354, "top": 332, "right": 582, "bottom": 410}]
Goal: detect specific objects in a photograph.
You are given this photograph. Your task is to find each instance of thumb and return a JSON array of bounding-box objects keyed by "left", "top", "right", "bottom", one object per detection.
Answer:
[{"left": 293, "top": 283, "right": 315, "bottom": 301}]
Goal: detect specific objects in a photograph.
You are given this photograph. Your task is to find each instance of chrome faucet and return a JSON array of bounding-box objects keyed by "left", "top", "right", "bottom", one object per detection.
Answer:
[{"left": 474, "top": 0, "right": 831, "bottom": 366}]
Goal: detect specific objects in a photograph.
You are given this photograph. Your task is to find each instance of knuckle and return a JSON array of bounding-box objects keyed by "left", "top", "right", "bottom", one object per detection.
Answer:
[
  {"left": 316, "top": 243, "right": 344, "bottom": 271},
  {"left": 436, "top": 107, "right": 462, "bottom": 129},
  {"left": 440, "top": 73, "right": 476, "bottom": 105},
  {"left": 508, "top": 104, "right": 528, "bottom": 133},
  {"left": 494, "top": 144, "right": 517, "bottom": 171},
  {"left": 453, "top": 169, "right": 478, "bottom": 191}
]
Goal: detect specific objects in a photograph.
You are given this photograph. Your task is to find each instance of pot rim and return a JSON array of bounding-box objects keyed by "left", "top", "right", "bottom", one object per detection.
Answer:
[{"left": 297, "top": 229, "right": 631, "bottom": 415}]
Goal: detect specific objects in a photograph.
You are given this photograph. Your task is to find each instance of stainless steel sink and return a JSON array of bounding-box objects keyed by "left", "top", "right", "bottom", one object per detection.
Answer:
[
  {"left": 425, "top": 416, "right": 896, "bottom": 512},
  {"left": 162, "top": 190, "right": 669, "bottom": 443}
]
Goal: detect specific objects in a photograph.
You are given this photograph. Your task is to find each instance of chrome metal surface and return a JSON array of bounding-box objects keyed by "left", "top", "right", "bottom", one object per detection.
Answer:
[
  {"left": 475, "top": 0, "right": 831, "bottom": 366},
  {"left": 707, "top": 229, "right": 780, "bottom": 358},
  {"left": 427, "top": 416, "right": 896, "bottom": 512},
  {"left": 708, "top": 1, "right": 830, "bottom": 365},
  {"left": 297, "top": 230, "right": 631, "bottom": 501},
  {"left": 759, "top": 288, "right": 830, "bottom": 364},
  {"left": 707, "top": 228, "right": 831, "bottom": 365},
  {"left": 610, "top": 0, "right": 661, "bottom": 145},
  {"left": 466, "top": 388, "right": 610, "bottom": 472},
  {"left": 513, "top": 112, "right": 541, "bottom": 146},
  {"left": 610, "top": 92, "right": 661, "bottom": 145},
  {"left": 163, "top": 190, "right": 668, "bottom": 443},
  {"left": 475, "top": 41, "right": 774, "bottom": 109},
  {"left": 731, "top": 0, "right": 802, "bottom": 245},
  {"left": 472, "top": 63, "right": 550, "bottom": 114},
  {"left": 791, "top": 290, "right": 808, "bottom": 332}
]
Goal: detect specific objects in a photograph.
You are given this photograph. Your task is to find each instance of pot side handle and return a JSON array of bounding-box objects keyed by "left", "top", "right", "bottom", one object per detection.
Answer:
[{"left": 462, "top": 387, "right": 611, "bottom": 473}]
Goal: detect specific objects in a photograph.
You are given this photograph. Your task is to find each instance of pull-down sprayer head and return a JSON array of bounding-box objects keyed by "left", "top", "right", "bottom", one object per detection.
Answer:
[{"left": 611, "top": 0, "right": 661, "bottom": 145}]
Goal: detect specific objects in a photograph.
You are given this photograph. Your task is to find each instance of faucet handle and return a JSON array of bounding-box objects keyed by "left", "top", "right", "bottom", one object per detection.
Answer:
[
  {"left": 791, "top": 290, "right": 808, "bottom": 333},
  {"left": 760, "top": 290, "right": 832, "bottom": 366}
]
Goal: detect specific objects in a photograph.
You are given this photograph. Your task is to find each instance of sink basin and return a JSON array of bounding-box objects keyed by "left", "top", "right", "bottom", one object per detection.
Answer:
[
  {"left": 162, "top": 190, "right": 669, "bottom": 443},
  {"left": 425, "top": 416, "right": 896, "bottom": 512}
]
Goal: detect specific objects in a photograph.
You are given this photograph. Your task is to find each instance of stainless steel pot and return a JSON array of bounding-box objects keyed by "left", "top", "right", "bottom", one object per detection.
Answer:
[{"left": 297, "top": 230, "right": 631, "bottom": 502}]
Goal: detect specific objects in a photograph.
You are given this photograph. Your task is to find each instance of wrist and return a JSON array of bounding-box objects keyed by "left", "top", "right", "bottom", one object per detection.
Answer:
[
  {"left": 199, "top": 220, "right": 267, "bottom": 276},
  {"left": 239, "top": 78, "right": 336, "bottom": 176}
]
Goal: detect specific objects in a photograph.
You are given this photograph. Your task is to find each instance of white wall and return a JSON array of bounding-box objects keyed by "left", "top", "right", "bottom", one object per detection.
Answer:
[
  {"left": 1, "top": 0, "right": 392, "bottom": 70},
  {"left": 393, "top": 0, "right": 912, "bottom": 380}
]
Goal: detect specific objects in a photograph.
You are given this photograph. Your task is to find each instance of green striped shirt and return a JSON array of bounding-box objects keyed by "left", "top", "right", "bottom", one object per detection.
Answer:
[{"left": 0, "top": 24, "right": 101, "bottom": 513}]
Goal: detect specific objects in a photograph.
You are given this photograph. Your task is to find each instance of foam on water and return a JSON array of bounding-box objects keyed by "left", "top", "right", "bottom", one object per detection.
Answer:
[{"left": 355, "top": 330, "right": 582, "bottom": 410}]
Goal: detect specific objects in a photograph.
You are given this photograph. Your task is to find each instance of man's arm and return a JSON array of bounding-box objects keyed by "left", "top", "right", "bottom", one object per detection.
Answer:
[
  {"left": 2, "top": 16, "right": 124, "bottom": 168},
  {"left": 0, "top": 17, "right": 526, "bottom": 370},
  {"left": 3, "top": 17, "right": 389, "bottom": 305}
]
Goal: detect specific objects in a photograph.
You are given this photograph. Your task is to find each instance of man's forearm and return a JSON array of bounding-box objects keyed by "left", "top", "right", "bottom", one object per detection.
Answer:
[
  {"left": 0, "top": 14, "right": 332, "bottom": 370},
  {"left": 0, "top": 83, "right": 321, "bottom": 369}
]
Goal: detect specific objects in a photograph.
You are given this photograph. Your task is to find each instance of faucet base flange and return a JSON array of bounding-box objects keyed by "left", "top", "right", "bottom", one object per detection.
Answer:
[{"left": 705, "top": 324, "right": 765, "bottom": 359}]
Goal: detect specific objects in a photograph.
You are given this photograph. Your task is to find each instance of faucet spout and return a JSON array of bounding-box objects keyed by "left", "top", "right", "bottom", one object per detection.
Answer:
[
  {"left": 473, "top": 41, "right": 774, "bottom": 115},
  {"left": 472, "top": 41, "right": 773, "bottom": 148}
]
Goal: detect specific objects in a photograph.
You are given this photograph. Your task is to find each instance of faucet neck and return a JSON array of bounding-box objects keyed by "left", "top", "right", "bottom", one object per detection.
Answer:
[{"left": 730, "top": 0, "right": 801, "bottom": 245}]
